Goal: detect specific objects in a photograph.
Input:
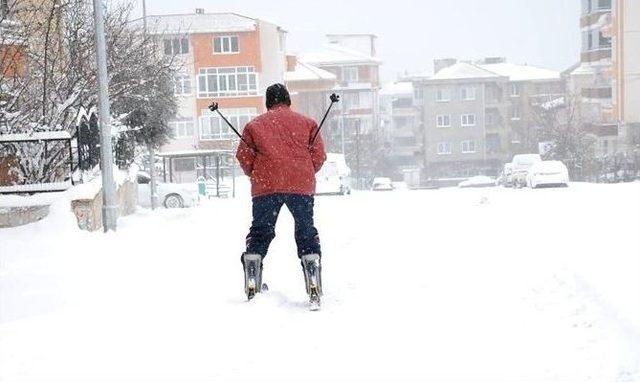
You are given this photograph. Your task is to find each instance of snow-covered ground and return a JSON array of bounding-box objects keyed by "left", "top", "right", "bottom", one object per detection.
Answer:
[{"left": 1, "top": 181, "right": 639, "bottom": 381}]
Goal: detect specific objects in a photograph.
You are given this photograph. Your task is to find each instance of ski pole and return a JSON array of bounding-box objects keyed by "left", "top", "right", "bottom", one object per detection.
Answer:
[
  {"left": 208, "top": 101, "right": 257, "bottom": 153},
  {"left": 309, "top": 93, "right": 340, "bottom": 146}
]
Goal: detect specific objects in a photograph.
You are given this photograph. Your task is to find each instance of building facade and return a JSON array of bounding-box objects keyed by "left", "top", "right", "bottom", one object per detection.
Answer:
[
  {"left": 411, "top": 58, "right": 563, "bottom": 179},
  {"left": 147, "top": 10, "right": 287, "bottom": 182},
  {"left": 570, "top": 0, "right": 616, "bottom": 156},
  {"left": 300, "top": 35, "right": 381, "bottom": 186},
  {"left": 284, "top": 54, "right": 337, "bottom": 123},
  {"left": 611, "top": 0, "right": 640, "bottom": 155},
  {"left": 379, "top": 81, "right": 422, "bottom": 185}
]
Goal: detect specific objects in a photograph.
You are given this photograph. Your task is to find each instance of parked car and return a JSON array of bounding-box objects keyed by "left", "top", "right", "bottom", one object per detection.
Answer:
[
  {"left": 137, "top": 172, "right": 199, "bottom": 208},
  {"left": 511, "top": 154, "right": 542, "bottom": 188},
  {"left": 458, "top": 175, "right": 496, "bottom": 188},
  {"left": 316, "top": 153, "right": 351, "bottom": 195},
  {"left": 497, "top": 163, "right": 514, "bottom": 187},
  {"left": 526, "top": 161, "right": 569, "bottom": 188},
  {"left": 371, "top": 177, "right": 393, "bottom": 191}
]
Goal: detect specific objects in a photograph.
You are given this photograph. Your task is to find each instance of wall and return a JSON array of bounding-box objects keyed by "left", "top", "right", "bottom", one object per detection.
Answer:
[{"left": 258, "top": 21, "right": 286, "bottom": 94}]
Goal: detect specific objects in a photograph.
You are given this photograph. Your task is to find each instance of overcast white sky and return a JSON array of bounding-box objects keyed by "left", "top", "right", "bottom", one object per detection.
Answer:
[{"left": 130, "top": 0, "right": 581, "bottom": 82}]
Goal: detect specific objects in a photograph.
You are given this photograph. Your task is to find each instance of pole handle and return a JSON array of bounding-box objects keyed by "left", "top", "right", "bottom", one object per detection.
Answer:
[{"left": 310, "top": 93, "right": 340, "bottom": 146}]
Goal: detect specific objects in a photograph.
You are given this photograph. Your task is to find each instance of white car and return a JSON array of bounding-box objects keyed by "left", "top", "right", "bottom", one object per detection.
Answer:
[
  {"left": 137, "top": 172, "right": 199, "bottom": 208},
  {"left": 511, "top": 154, "right": 542, "bottom": 188},
  {"left": 527, "top": 161, "right": 569, "bottom": 188},
  {"left": 316, "top": 153, "right": 351, "bottom": 195},
  {"left": 458, "top": 176, "right": 496, "bottom": 188},
  {"left": 371, "top": 177, "right": 393, "bottom": 191}
]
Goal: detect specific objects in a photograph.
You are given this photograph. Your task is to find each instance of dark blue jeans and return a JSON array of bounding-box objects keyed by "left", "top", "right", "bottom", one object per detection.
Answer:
[{"left": 245, "top": 194, "right": 321, "bottom": 258}]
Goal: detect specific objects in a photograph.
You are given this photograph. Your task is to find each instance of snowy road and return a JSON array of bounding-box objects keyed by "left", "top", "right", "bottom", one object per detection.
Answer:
[{"left": 1, "top": 182, "right": 639, "bottom": 381}]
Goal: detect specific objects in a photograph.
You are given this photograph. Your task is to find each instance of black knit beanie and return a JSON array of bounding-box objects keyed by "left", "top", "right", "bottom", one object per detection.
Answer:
[{"left": 265, "top": 83, "right": 291, "bottom": 110}]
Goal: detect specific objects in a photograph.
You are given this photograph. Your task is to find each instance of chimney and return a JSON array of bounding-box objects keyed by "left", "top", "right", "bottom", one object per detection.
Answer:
[
  {"left": 434, "top": 58, "right": 457, "bottom": 74},
  {"left": 286, "top": 55, "right": 298, "bottom": 72},
  {"left": 195, "top": 8, "right": 205, "bottom": 14}
]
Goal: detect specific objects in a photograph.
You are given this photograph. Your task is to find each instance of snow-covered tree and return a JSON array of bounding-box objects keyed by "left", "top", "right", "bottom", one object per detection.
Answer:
[
  {"left": 532, "top": 94, "right": 598, "bottom": 181},
  {"left": 0, "top": 0, "right": 178, "bottom": 184}
]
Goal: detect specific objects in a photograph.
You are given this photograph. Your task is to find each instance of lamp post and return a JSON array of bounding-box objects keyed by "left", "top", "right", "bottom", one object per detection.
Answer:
[{"left": 92, "top": 0, "right": 118, "bottom": 231}]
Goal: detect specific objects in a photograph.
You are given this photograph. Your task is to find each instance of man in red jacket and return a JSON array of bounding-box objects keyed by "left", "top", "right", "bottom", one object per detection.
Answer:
[{"left": 236, "top": 83, "right": 326, "bottom": 308}]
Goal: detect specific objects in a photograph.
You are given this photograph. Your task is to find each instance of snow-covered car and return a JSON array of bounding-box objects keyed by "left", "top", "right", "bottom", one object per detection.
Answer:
[
  {"left": 371, "top": 177, "right": 393, "bottom": 191},
  {"left": 458, "top": 176, "right": 496, "bottom": 188},
  {"left": 526, "top": 161, "right": 569, "bottom": 188},
  {"left": 511, "top": 154, "right": 542, "bottom": 188},
  {"left": 315, "top": 153, "right": 351, "bottom": 195},
  {"left": 137, "top": 172, "right": 199, "bottom": 208}
]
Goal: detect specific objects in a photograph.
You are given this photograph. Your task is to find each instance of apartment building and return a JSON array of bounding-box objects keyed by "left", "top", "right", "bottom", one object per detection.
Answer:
[
  {"left": 300, "top": 34, "right": 381, "bottom": 184},
  {"left": 146, "top": 10, "right": 287, "bottom": 182},
  {"left": 411, "top": 58, "right": 563, "bottom": 179},
  {"left": 569, "top": 0, "right": 616, "bottom": 156},
  {"left": 379, "top": 81, "right": 421, "bottom": 184},
  {"left": 610, "top": 0, "right": 640, "bottom": 154},
  {"left": 284, "top": 54, "right": 337, "bottom": 122}
]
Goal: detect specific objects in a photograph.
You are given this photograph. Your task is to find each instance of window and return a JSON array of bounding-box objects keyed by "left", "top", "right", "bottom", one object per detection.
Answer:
[
  {"left": 461, "top": 140, "right": 476, "bottom": 153},
  {"left": 200, "top": 108, "right": 257, "bottom": 140},
  {"left": 437, "top": 115, "right": 451, "bottom": 128},
  {"left": 437, "top": 142, "right": 452, "bottom": 155},
  {"left": 344, "top": 92, "right": 359, "bottom": 110},
  {"left": 414, "top": 87, "right": 424, "bottom": 100},
  {"left": 461, "top": 114, "right": 476, "bottom": 127},
  {"left": 436, "top": 88, "right": 450, "bottom": 102},
  {"left": 461, "top": 86, "right": 476, "bottom": 101},
  {"left": 197, "top": 67, "right": 258, "bottom": 98},
  {"left": 359, "top": 91, "right": 373, "bottom": 108},
  {"left": 174, "top": 75, "right": 192, "bottom": 95},
  {"left": 343, "top": 66, "right": 359, "bottom": 83},
  {"left": 163, "top": 37, "right": 189, "bottom": 55},
  {"left": 169, "top": 119, "right": 195, "bottom": 139},
  {"left": 213, "top": 36, "right": 239, "bottom": 54},
  {"left": 511, "top": 106, "right": 521, "bottom": 120},
  {"left": 486, "top": 112, "right": 495, "bottom": 126},
  {"left": 597, "top": 0, "right": 611, "bottom": 10},
  {"left": 511, "top": 83, "right": 521, "bottom": 97},
  {"left": 174, "top": 158, "right": 195, "bottom": 172},
  {"left": 599, "top": 32, "right": 611, "bottom": 48}
]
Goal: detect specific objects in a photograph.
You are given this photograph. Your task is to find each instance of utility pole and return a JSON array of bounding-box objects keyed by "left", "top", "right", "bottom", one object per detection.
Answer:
[
  {"left": 141, "top": 0, "right": 158, "bottom": 209},
  {"left": 93, "top": 0, "right": 118, "bottom": 231}
]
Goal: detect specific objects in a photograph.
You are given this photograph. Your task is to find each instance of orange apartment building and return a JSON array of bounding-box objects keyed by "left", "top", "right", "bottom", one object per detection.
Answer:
[{"left": 146, "top": 9, "right": 287, "bottom": 182}]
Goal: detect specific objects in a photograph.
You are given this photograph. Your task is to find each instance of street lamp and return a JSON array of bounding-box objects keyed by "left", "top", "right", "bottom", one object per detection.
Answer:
[{"left": 92, "top": 0, "right": 118, "bottom": 231}]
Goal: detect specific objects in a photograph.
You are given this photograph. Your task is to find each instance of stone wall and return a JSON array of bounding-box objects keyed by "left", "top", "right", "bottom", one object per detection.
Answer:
[
  {"left": 71, "top": 180, "right": 137, "bottom": 231},
  {"left": 0, "top": 205, "right": 50, "bottom": 228}
]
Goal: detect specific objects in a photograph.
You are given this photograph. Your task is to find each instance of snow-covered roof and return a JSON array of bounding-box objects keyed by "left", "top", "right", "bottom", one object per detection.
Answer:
[
  {"left": 145, "top": 13, "right": 257, "bottom": 34},
  {"left": 430, "top": 62, "right": 502, "bottom": 81},
  {"left": 284, "top": 61, "right": 336, "bottom": 82},
  {"left": 300, "top": 44, "right": 380, "bottom": 66},
  {"left": 423, "top": 62, "right": 562, "bottom": 83},
  {"left": 380, "top": 81, "right": 414, "bottom": 96},
  {"left": 0, "top": 130, "right": 72, "bottom": 142},
  {"left": 480, "top": 63, "right": 561, "bottom": 82}
]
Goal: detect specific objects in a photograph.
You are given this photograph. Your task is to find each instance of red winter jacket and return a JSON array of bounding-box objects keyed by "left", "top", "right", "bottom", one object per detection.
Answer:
[{"left": 236, "top": 105, "right": 327, "bottom": 197}]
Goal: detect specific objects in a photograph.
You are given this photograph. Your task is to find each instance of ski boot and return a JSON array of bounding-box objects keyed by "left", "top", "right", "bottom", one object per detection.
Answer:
[
  {"left": 301, "top": 254, "right": 322, "bottom": 311},
  {"left": 242, "top": 253, "right": 264, "bottom": 301}
]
